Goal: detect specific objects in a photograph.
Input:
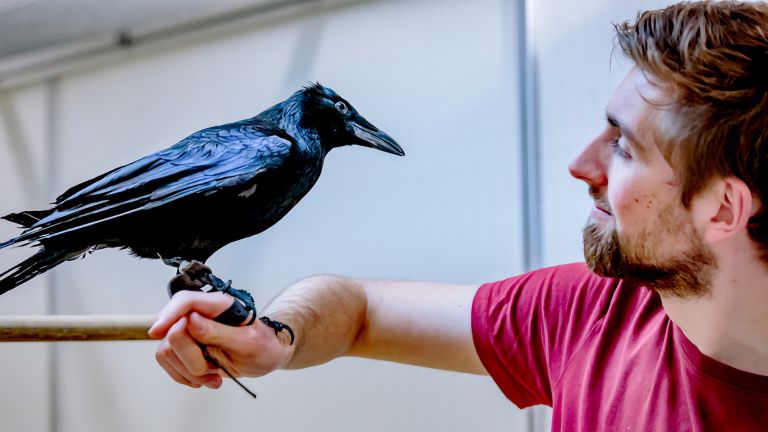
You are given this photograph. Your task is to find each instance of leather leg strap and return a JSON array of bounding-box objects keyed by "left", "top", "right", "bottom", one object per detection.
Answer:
[{"left": 214, "top": 298, "right": 256, "bottom": 326}]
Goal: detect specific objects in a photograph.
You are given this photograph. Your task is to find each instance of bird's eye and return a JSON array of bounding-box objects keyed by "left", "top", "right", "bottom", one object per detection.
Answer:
[{"left": 335, "top": 101, "right": 348, "bottom": 114}]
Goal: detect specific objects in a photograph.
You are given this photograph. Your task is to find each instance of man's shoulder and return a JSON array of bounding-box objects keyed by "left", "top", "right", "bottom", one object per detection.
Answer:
[
  {"left": 478, "top": 262, "right": 642, "bottom": 326},
  {"left": 472, "top": 263, "right": 648, "bottom": 407},
  {"left": 529, "top": 262, "right": 597, "bottom": 280},
  {"left": 486, "top": 262, "right": 621, "bottom": 295}
]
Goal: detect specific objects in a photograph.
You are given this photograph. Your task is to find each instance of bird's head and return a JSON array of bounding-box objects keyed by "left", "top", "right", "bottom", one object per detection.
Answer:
[{"left": 296, "top": 83, "right": 404, "bottom": 156}]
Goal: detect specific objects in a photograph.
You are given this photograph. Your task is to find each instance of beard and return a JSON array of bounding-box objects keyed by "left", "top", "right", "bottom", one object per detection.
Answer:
[{"left": 583, "top": 203, "right": 716, "bottom": 298}]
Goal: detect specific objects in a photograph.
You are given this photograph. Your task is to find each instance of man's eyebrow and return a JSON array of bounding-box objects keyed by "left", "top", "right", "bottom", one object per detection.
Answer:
[{"left": 605, "top": 111, "right": 645, "bottom": 150}]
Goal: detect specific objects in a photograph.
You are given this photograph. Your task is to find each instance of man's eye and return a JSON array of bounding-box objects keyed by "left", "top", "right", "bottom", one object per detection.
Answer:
[{"left": 610, "top": 138, "right": 631, "bottom": 159}]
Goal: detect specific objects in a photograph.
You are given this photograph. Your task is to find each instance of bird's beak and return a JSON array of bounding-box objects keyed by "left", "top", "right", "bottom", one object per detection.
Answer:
[{"left": 351, "top": 117, "right": 405, "bottom": 156}]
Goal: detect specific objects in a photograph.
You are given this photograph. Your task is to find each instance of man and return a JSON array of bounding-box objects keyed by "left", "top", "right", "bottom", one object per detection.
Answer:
[{"left": 149, "top": 2, "right": 768, "bottom": 430}]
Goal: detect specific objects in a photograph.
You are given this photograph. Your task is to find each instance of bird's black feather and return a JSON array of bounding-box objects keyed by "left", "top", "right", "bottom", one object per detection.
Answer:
[{"left": 0, "top": 84, "right": 403, "bottom": 294}]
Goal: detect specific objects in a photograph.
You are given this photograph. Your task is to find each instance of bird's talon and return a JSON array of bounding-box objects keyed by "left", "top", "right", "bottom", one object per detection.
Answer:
[
  {"left": 259, "top": 316, "right": 295, "bottom": 345},
  {"left": 161, "top": 256, "right": 184, "bottom": 268}
]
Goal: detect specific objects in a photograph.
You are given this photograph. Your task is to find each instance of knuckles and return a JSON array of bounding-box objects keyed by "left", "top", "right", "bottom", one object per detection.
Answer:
[
  {"left": 166, "top": 323, "right": 188, "bottom": 346},
  {"left": 155, "top": 345, "right": 167, "bottom": 362},
  {"left": 172, "top": 290, "right": 195, "bottom": 303},
  {"left": 188, "top": 359, "right": 210, "bottom": 377}
]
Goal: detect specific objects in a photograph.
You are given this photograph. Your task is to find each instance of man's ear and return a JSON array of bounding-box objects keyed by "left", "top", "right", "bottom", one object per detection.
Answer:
[{"left": 704, "top": 177, "right": 754, "bottom": 243}]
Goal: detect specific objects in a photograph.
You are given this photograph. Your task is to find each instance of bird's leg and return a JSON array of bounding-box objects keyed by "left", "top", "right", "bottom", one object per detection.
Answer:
[
  {"left": 162, "top": 257, "right": 250, "bottom": 300},
  {"left": 161, "top": 256, "right": 185, "bottom": 268},
  {"left": 196, "top": 272, "right": 257, "bottom": 321}
]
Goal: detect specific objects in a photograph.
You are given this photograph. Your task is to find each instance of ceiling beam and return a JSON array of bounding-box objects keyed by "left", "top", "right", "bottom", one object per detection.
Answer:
[{"left": 0, "top": 0, "right": 363, "bottom": 92}]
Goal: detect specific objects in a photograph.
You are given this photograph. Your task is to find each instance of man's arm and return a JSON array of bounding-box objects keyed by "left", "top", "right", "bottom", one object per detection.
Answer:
[{"left": 148, "top": 275, "right": 486, "bottom": 389}]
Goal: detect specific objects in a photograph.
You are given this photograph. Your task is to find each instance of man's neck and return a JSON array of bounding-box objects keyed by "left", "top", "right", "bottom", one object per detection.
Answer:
[{"left": 661, "top": 252, "right": 768, "bottom": 376}]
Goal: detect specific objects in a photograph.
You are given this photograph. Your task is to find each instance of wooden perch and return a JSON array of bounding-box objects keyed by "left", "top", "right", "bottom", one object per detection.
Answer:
[{"left": 0, "top": 315, "right": 156, "bottom": 342}]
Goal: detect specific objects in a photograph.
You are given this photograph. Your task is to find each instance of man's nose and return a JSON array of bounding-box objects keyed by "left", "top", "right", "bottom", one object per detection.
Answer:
[{"left": 568, "top": 137, "right": 608, "bottom": 187}]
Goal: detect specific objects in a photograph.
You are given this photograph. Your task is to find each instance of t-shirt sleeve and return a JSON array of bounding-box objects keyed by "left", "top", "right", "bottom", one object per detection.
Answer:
[{"left": 471, "top": 263, "right": 616, "bottom": 408}]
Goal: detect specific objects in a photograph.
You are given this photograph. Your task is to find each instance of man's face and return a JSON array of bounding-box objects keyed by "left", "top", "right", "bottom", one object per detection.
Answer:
[{"left": 568, "top": 68, "right": 715, "bottom": 297}]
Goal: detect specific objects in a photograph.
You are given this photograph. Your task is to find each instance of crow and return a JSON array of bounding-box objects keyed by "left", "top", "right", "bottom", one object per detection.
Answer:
[{"left": 0, "top": 83, "right": 403, "bottom": 300}]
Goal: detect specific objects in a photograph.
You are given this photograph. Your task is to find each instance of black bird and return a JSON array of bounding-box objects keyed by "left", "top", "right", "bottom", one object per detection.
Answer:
[{"left": 0, "top": 83, "right": 403, "bottom": 296}]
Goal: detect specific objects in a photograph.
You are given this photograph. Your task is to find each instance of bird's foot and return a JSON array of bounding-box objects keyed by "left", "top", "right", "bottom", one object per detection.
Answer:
[
  {"left": 163, "top": 257, "right": 257, "bottom": 324},
  {"left": 259, "top": 316, "right": 295, "bottom": 345},
  {"left": 201, "top": 274, "right": 257, "bottom": 323},
  {"left": 161, "top": 256, "right": 186, "bottom": 268}
]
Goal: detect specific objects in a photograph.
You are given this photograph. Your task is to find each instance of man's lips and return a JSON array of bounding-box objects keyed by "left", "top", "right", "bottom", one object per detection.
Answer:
[
  {"left": 594, "top": 204, "right": 612, "bottom": 216},
  {"left": 588, "top": 187, "right": 612, "bottom": 216}
]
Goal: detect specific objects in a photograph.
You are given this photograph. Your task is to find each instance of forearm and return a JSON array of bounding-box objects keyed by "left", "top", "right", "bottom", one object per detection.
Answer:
[{"left": 265, "top": 275, "right": 486, "bottom": 375}]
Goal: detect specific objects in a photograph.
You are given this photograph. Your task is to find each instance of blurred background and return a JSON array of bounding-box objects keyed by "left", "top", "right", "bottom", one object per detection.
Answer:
[{"left": 0, "top": 0, "right": 674, "bottom": 431}]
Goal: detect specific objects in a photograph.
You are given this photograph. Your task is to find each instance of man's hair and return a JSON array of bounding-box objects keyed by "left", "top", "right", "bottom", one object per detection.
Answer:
[{"left": 615, "top": 1, "right": 768, "bottom": 261}]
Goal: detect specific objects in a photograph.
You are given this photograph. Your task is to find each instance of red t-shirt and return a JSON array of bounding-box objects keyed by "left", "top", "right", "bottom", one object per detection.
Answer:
[{"left": 472, "top": 263, "right": 768, "bottom": 431}]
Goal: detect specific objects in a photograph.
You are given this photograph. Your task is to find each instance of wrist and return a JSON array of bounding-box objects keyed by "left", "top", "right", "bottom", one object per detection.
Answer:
[{"left": 249, "top": 313, "right": 297, "bottom": 370}]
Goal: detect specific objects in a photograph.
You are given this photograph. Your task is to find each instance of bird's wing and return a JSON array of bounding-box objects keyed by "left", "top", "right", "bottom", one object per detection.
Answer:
[{"left": 13, "top": 123, "right": 294, "bottom": 245}]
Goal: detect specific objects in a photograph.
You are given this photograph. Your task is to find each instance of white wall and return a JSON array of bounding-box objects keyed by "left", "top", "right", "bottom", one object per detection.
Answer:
[
  {"left": 1, "top": 0, "right": 527, "bottom": 431},
  {"left": 533, "top": 0, "right": 678, "bottom": 428},
  {"left": 536, "top": 0, "right": 679, "bottom": 267},
  {"left": 0, "top": 83, "right": 52, "bottom": 432},
  {"left": 0, "top": 0, "right": 695, "bottom": 431}
]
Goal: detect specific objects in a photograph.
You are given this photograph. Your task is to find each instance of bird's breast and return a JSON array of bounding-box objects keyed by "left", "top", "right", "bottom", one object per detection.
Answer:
[{"left": 235, "top": 160, "right": 323, "bottom": 230}]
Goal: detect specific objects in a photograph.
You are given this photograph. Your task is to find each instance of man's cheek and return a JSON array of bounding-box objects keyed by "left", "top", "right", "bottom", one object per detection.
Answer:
[{"left": 609, "top": 189, "right": 649, "bottom": 229}]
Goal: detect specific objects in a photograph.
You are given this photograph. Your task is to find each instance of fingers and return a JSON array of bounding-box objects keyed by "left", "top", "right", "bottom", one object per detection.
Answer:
[
  {"left": 168, "top": 317, "right": 215, "bottom": 376},
  {"left": 157, "top": 343, "right": 198, "bottom": 387},
  {"left": 155, "top": 309, "right": 293, "bottom": 386},
  {"left": 152, "top": 287, "right": 293, "bottom": 387},
  {"left": 155, "top": 316, "right": 223, "bottom": 389},
  {"left": 186, "top": 311, "right": 246, "bottom": 347},
  {"left": 158, "top": 348, "right": 222, "bottom": 389},
  {"left": 148, "top": 291, "right": 232, "bottom": 338},
  {"left": 186, "top": 312, "right": 291, "bottom": 377}
]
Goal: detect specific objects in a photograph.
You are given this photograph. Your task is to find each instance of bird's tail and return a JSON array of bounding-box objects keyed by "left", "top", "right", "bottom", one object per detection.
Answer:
[
  {"left": 0, "top": 209, "right": 55, "bottom": 250},
  {"left": 3, "top": 209, "right": 53, "bottom": 228},
  {"left": 0, "top": 248, "right": 69, "bottom": 295}
]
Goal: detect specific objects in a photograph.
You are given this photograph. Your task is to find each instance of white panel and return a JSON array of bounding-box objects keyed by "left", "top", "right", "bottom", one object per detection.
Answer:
[
  {"left": 537, "top": 0, "right": 678, "bottom": 266},
  {"left": 0, "top": 85, "right": 51, "bottom": 432},
  {"left": 19, "top": 0, "right": 528, "bottom": 431},
  {"left": 535, "top": 0, "right": 681, "bottom": 431},
  {"left": 0, "top": 0, "right": 281, "bottom": 58}
]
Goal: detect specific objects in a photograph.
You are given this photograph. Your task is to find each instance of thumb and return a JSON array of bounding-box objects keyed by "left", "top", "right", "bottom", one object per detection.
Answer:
[{"left": 187, "top": 311, "right": 243, "bottom": 347}]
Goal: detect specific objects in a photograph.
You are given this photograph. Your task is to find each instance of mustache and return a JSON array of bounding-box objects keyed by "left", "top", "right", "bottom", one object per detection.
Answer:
[{"left": 589, "top": 186, "right": 612, "bottom": 214}]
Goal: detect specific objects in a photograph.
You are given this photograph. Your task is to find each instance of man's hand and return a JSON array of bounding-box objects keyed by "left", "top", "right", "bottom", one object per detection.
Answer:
[{"left": 148, "top": 291, "right": 294, "bottom": 389}]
